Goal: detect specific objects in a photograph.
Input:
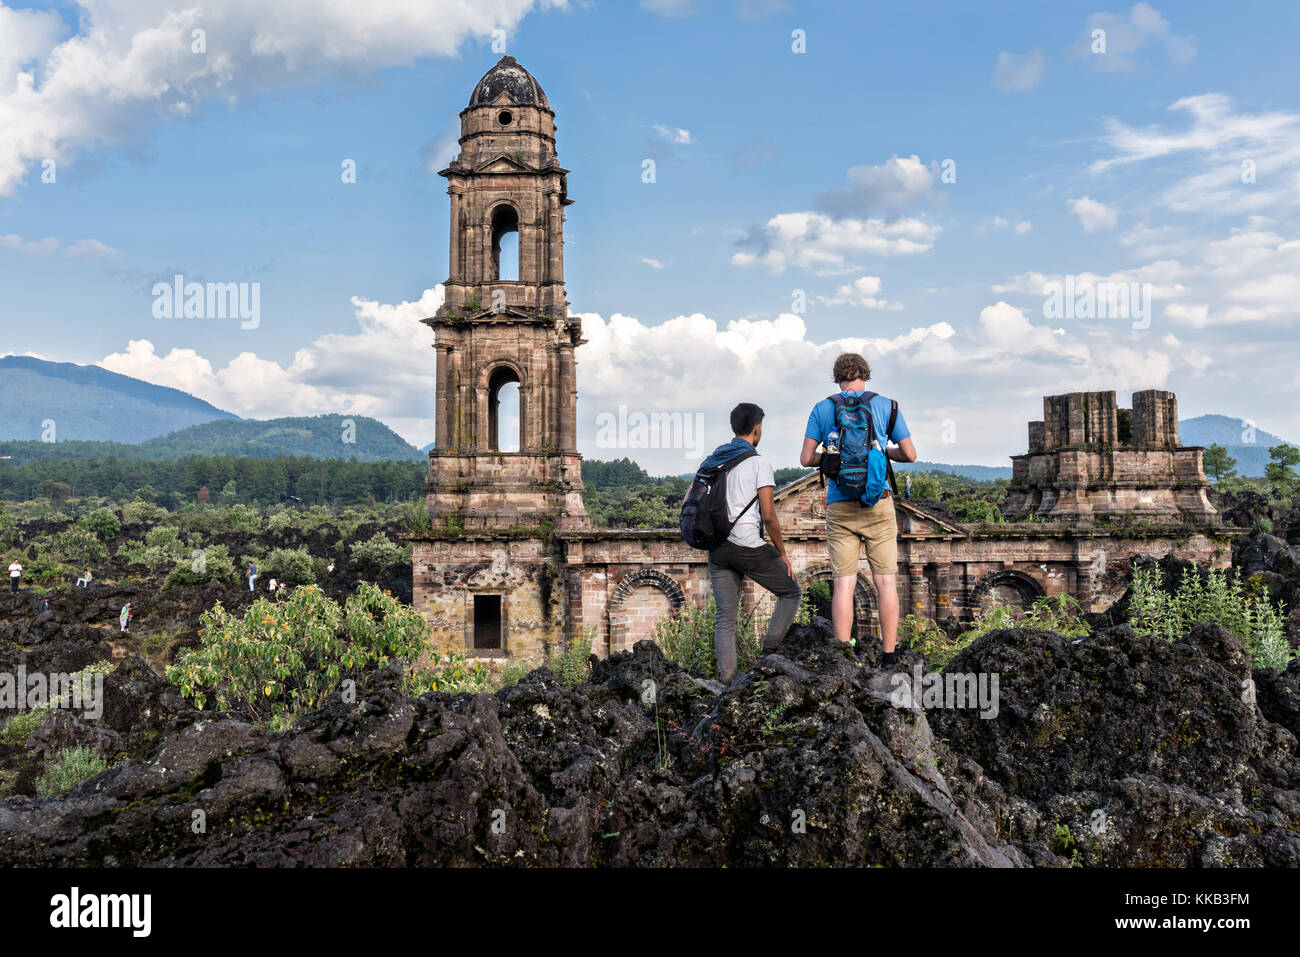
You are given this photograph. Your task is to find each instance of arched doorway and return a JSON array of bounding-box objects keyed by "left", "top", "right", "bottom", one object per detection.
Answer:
[
  {"left": 607, "top": 569, "right": 686, "bottom": 654},
  {"left": 971, "top": 570, "right": 1045, "bottom": 615},
  {"left": 800, "top": 563, "right": 878, "bottom": 640}
]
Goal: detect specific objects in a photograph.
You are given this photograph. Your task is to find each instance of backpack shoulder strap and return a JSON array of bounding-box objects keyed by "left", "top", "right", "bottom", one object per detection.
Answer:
[
  {"left": 884, "top": 399, "right": 900, "bottom": 497},
  {"left": 721, "top": 448, "right": 758, "bottom": 473}
]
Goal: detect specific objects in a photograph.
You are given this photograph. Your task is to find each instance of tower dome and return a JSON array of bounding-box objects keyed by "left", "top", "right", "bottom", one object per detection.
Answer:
[{"left": 468, "top": 55, "right": 550, "bottom": 109}]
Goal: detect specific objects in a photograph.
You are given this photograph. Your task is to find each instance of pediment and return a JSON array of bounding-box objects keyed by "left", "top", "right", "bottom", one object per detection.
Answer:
[
  {"left": 474, "top": 153, "right": 530, "bottom": 173},
  {"left": 773, "top": 472, "right": 969, "bottom": 539}
]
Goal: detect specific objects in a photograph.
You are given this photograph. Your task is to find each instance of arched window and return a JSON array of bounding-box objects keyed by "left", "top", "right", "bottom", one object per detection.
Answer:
[
  {"left": 488, "top": 366, "right": 521, "bottom": 452},
  {"left": 490, "top": 205, "right": 520, "bottom": 282}
]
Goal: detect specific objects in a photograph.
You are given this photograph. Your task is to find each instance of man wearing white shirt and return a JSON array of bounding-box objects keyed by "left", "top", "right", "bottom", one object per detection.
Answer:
[
  {"left": 703, "top": 403, "right": 801, "bottom": 683},
  {"left": 8, "top": 560, "right": 21, "bottom": 594}
]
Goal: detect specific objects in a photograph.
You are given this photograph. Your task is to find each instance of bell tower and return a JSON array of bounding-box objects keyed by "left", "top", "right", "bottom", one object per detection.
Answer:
[{"left": 423, "top": 56, "right": 589, "bottom": 531}]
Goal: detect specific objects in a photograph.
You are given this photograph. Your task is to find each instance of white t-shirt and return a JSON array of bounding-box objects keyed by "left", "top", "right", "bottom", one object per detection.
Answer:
[
  {"left": 725, "top": 455, "right": 775, "bottom": 548},
  {"left": 8, "top": 562, "right": 20, "bottom": 579}
]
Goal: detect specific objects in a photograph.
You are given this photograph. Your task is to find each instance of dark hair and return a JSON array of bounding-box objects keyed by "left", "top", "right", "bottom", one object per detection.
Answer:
[
  {"left": 832, "top": 352, "right": 872, "bottom": 385},
  {"left": 730, "top": 402, "right": 765, "bottom": 436}
]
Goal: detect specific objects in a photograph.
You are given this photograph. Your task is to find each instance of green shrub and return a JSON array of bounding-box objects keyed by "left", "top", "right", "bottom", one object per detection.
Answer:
[
  {"left": 494, "top": 658, "right": 531, "bottom": 690},
  {"left": 120, "top": 500, "right": 168, "bottom": 525},
  {"left": 45, "top": 527, "right": 108, "bottom": 565},
  {"left": 550, "top": 631, "right": 594, "bottom": 688},
  {"left": 407, "top": 652, "right": 495, "bottom": 697},
  {"left": 1129, "top": 566, "right": 1295, "bottom": 668},
  {"left": 36, "top": 746, "right": 109, "bottom": 796},
  {"left": 651, "top": 595, "right": 760, "bottom": 678},
  {"left": 79, "top": 507, "right": 121, "bottom": 544},
  {"left": 349, "top": 533, "right": 409, "bottom": 573},
  {"left": 0, "top": 709, "right": 45, "bottom": 744},
  {"left": 168, "top": 583, "right": 430, "bottom": 731},
  {"left": 117, "top": 524, "right": 188, "bottom": 570},
  {"left": 405, "top": 501, "right": 432, "bottom": 533},
  {"left": 949, "top": 496, "right": 1003, "bottom": 524},
  {"left": 266, "top": 509, "right": 299, "bottom": 534},
  {"left": 902, "top": 595, "right": 1089, "bottom": 669},
  {"left": 900, "top": 614, "right": 971, "bottom": 669},
  {"left": 263, "top": 547, "right": 315, "bottom": 586},
  {"left": 163, "top": 543, "right": 237, "bottom": 588}
]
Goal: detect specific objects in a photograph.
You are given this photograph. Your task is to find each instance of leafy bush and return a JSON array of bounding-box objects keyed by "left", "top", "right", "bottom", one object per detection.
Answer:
[
  {"left": 349, "top": 532, "right": 409, "bottom": 573},
  {"left": 117, "top": 524, "right": 187, "bottom": 571},
  {"left": 550, "top": 631, "right": 594, "bottom": 688},
  {"left": 1129, "top": 566, "right": 1295, "bottom": 668},
  {"left": 263, "top": 547, "right": 315, "bottom": 586},
  {"left": 949, "top": 495, "right": 1003, "bottom": 524},
  {"left": 36, "top": 746, "right": 109, "bottom": 796},
  {"left": 168, "top": 583, "right": 429, "bottom": 731},
  {"left": 121, "top": 500, "right": 168, "bottom": 525},
  {"left": 494, "top": 658, "right": 531, "bottom": 690},
  {"left": 225, "top": 504, "right": 262, "bottom": 534},
  {"left": 651, "top": 595, "right": 760, "bottom": 678},
  {"left": 266, "top": 509, "right": 299, "bottom": 534},
  {"left": 407, "top": 652, "right": 494, "bottom": 697},
  {"left": 79, "top": 506, "right": 121, "bottom": 544},
  {"left": 900, "top": 615, "right": 969, "bottom": 669},
  {"left": 0, "top": 709, "right": 44, "bottom": 744},
  {"left": 902, "top": 595, "right": 1089, "bottom": 669},
  {"left": 163, "top": 543, "right": 237, "bottom": 588},
  {"left": 45, "top": 527, "right": 107, "bottom": 565},
  {"left": 404, "top": 501, "right": 432, "bottom": 533}
]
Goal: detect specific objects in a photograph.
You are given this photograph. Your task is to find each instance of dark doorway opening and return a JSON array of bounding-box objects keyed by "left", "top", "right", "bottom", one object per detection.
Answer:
[{"left": 473, "top": 594, "right": 503, "bottom": 650}]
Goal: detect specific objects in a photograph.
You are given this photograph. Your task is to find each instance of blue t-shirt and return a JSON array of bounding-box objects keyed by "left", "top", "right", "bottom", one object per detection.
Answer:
[{"left": 805, "top": 390, "right": 911, "bottom": 504}]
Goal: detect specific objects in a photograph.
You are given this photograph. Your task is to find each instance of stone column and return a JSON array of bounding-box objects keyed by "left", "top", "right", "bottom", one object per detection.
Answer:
[
  {"left": 1075, "top": 560, "right": 1095, "bottom": 611},
  {"left": 448, "top": 189, "right": 462, "bottom": 281},
  {"left": 934, "top": 563, "right": 952, "bottom": 619},
  {"left": 908, "top": 563, "right": 926, "bottom": 619}
]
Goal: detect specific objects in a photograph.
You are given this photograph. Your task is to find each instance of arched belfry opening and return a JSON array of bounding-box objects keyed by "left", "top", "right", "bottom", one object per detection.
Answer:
[
  {"left": 490, "top": 204, "right": 520, "bottom": 282},
  {"left": 487, "top": 365, "right": 521, "bottom": 452},
  {"left": 422, "top": 55, "right": 588, "bottom": 533}
]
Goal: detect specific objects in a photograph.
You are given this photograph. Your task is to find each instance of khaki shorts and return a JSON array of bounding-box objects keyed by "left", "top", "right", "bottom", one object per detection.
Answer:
[{"left": 826, "top": 494, "right": 898, "bottom": 577}]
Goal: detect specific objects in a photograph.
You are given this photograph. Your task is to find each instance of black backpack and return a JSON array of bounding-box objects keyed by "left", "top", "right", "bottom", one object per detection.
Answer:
[{"left": 680, "top": 449, "right": 759, "bottom": 550}]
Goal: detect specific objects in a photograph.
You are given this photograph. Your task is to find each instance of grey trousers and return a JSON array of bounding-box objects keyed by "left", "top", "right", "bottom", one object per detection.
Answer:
[{"left": 708, "top": 541, "right": 802, "bottom": 682}]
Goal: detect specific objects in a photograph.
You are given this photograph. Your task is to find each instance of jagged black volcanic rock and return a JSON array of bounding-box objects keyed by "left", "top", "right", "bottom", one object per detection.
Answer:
[{"left": 0, "top": 618, "right": 1297, "bottom": 867}]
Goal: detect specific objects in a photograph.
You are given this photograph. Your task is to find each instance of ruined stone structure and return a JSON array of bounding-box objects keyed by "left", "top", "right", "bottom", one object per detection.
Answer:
[
  {"left": 412, "top": 58, "right": 1242, "bottom": 666},
  {"left": 1001, "top": 390, "right": 1218, "bottom": 524}
]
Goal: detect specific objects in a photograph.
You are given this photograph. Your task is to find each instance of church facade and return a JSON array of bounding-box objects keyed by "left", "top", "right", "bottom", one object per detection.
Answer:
[{"left": 412, "top": 57, "right": 1239, "bottom": 666}]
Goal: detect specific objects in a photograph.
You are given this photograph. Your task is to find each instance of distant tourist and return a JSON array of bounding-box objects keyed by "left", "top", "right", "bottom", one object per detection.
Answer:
[
  {"left": 267, "top": 577, "right": 278, "bottom": 593},
  {"left": 76, "top": 569, "right": 93, "bottom": 587},
  {"left": 904, "top": 474, "right": 913, "bottom": 500},
  {"left": 327, "top": 562, "right": 335, "bottom": 574},
  {"left": 688, "top": 402, "right": 801, "bottom": 684},
  {"left": 119, "top": 602, "right": 132, "bottom": 633},
  {"left": 800, "top": 352, "right": 917, "bottom": 666},
  {"left": 37, "top": 596, "right": 50, "bottom": 615},
  {"left": 8, "top": 559, "right": 21, "bottom": 594},
  {"left": 247, "top": 562, "right": 259, "bottom": 592}
]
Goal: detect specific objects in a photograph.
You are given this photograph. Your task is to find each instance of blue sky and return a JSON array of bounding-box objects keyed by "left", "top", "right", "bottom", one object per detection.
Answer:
[{"left": 2, "top": 0, "right": 1298, "bottom": 471}]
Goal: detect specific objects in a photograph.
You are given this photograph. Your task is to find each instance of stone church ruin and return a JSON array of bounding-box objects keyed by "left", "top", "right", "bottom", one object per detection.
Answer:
[{"left": 412, "top": 57, "right": 1239, "bottom": 666}]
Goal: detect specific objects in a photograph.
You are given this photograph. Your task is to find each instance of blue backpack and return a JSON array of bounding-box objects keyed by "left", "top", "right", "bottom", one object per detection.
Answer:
[{"left": 819, "top": 392, "right": 899, "bottom": 507}]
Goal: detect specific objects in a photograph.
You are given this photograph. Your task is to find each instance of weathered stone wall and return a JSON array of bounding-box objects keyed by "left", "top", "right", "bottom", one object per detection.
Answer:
[
  {"left": 1003, "top": 389, "right": 1216, "bottom": 524},
  {"left": 412, "top": 537, "right": 566, "bottom": 664}
]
